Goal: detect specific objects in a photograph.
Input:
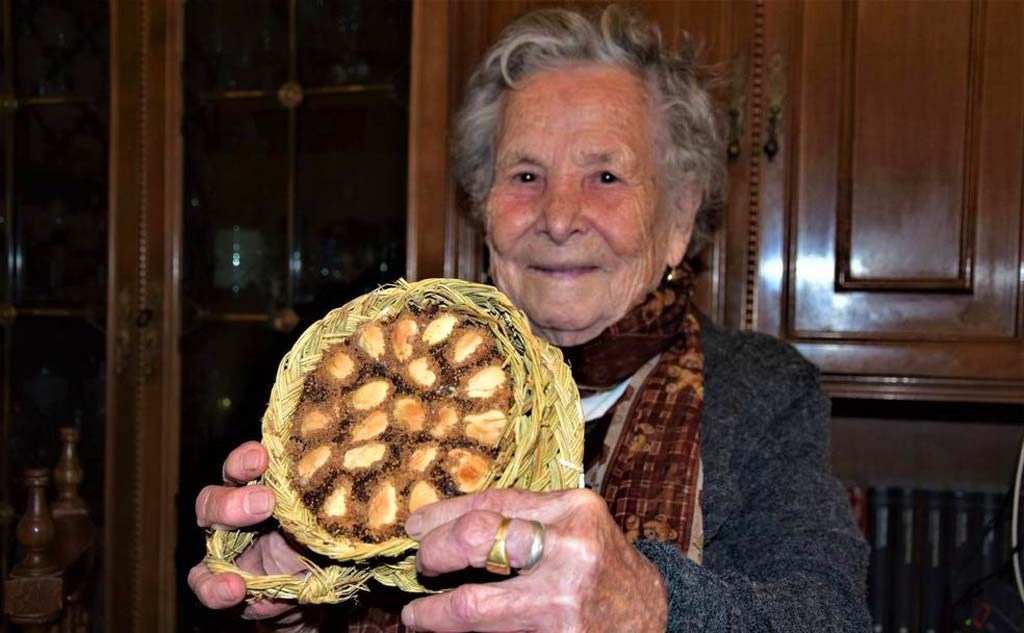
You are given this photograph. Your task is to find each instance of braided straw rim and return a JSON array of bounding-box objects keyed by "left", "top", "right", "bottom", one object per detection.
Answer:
[{"left": 205, "top": 278, "right": 583, "bottom": 601}]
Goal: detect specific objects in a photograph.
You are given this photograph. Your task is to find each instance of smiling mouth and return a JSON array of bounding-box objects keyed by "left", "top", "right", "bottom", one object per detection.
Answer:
[{"left": 528, "top": 265, "right": 601, "bottom": 279}]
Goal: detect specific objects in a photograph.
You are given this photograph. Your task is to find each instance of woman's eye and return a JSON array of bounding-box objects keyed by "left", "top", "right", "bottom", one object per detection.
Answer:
[
  {"left": 599, "top": 171, "right": 619, "bottom": 184},
  {"left": 514, "top": 172, "right": 537, "bottom": 183}
]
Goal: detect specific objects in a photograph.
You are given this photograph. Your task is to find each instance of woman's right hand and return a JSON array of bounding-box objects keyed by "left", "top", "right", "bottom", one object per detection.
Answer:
[{"left": 187, "top": 441, "right": 316, "bottom": 629}]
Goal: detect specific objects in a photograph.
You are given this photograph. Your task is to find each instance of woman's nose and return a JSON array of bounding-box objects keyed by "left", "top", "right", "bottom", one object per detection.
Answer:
[{"left": 539, "top": 183, "right": 587, "bottom": 244}]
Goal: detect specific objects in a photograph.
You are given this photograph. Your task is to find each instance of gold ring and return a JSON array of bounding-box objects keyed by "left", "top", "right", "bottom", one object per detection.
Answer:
[{"left": 485, "top": 516, "right": 512, "bottom": 575}]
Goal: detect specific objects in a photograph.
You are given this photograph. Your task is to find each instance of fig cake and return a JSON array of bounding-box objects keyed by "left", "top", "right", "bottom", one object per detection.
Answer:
[
  {"left": 207, "top": 279, "right": 582, "bottom": 599},
  {"left": 285, "top": 307, "right": 513, "bottom": 544}
]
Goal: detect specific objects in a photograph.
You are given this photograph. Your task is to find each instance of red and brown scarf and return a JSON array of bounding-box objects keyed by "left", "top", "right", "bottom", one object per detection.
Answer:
[
  {"left": 345, "top": 267, "right": 704, "bottom": 630},
  {"left": 563, "top": 265, "right": 704, "bottom": 563}
]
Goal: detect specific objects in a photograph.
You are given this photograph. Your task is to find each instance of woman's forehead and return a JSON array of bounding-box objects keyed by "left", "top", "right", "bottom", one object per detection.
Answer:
[
  {"left": 507, "top": 64, "right": 652, "bottom": 114},
  {"left": 496, "top": 66, "right": 656, "bottom": 161}
]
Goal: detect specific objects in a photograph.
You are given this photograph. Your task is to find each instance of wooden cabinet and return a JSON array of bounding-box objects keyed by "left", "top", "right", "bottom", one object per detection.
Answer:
[
  {"left": 436, "top": 0, "right": 1024, "bottom": 404},
  {"left": 744, "top": 0, "right": 1024, "bottom": 402},
  {"left": 28, "top": 2, "right": 437, "bottom": 632}
]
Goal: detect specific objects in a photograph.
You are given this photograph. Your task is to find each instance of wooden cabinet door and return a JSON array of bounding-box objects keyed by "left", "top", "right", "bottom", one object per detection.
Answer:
[{"left": 748, "top": 0, "right": 1023, "bottom": 401}]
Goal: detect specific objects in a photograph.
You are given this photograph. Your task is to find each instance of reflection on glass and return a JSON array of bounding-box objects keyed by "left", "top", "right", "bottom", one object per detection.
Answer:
[
  {"left": 9, "top": 317, "right": 105, "bottom": 519},
  {"left": 11, "top": 0, "right": 109, "bottom": 98},
  {"left": 0, "top": 123, "right": 7, "bottom": 300},
  {"left": 295, "top": 94, "right": 407, "bottom": 305},
  {"left": 185, "top": 0, "right": 288, "bottom": 94},
  {"left": 213, "top": 225, "right": 268, "bottom": 295},
  {"left": 297, "top": 0, "right": 410, "bottom": 88},
  {"left": 14, "top": 104, "right": 108, "bottom": 305},
  {"left": 183, "top": 101, "right": 287, "bottom": 310},
  {"left": 176, "top": 322, "right": 292, "bottom": 632}
]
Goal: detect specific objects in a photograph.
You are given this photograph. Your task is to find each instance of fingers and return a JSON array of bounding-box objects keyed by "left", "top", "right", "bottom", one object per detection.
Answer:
[
  {"left": 240, "top": 597, "right": 299, "bottom": 622},
  {"left": 402, "top": 582, "right": 529, "bottom": 632},
  {"left": 196, "top": 484, "right": 275, "bottom": 530},
  {"left": 188, "top": 561, "right": 296, "bottom": 622},
  {"left": 234, "top": 531, "right": 308, "bottom": 576},
  {"left": 222, "top": 441, "right": 268, "bottom": 485},
  {"left": 416, "top": 511, "right": 543, "bottom": 577},
  {"left": 188, "top": 563, "right": 246, "bottom": 610},
  {"left": 192, "top": 443, "right": 293, "bottom": 622},
  {"left": 405, "top": 488, "right": 564, "bottom": 540}
]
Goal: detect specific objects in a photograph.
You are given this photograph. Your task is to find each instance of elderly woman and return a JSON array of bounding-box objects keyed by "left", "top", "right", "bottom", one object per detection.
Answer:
[{"left": 189, "top": 7, "right": 868, "bottom": 632}]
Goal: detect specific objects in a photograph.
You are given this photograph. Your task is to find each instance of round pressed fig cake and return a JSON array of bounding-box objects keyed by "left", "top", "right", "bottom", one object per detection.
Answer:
[
  {"left": 204, "top": 279, "right": 582, "bottom": 600},
  {"left": 286, "top": 308, "right": 512, "bottom": 544}
]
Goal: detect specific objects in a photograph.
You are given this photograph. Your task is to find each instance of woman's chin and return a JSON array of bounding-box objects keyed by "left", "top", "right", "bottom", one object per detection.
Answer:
[
  {"left": 526, "top": 310, "right": 610, "bottom": 347},
  {"left": 496, "top": 276, "right": 620, "bottom": 345}
]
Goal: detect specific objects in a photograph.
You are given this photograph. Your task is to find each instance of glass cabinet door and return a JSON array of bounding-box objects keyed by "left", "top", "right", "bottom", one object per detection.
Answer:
[
  {"left": 176, "top": 2, "right": 410, "bottom": 630},
  {"left": 0, "top": 2, "right": 109, "bottom": 629}
]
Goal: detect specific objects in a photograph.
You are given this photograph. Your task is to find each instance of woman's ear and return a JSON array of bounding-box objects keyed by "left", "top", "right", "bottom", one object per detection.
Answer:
[{"left": 664, "top": 183, "right": 702, "bottom": 268}]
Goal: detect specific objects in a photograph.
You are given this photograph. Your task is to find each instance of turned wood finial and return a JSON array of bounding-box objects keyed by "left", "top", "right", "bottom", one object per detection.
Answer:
[
  {"left": 51, "top": 426, "right": 95, "bottom": 569},
  {"left": 12, "top": 468, "right": 59, "bottom": 577},
  {"left": 53, "top": 426, "right": 86, "bottom": 515}
]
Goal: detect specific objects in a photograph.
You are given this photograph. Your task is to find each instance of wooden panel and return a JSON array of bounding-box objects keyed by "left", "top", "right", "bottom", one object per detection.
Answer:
[
  {"left": 836, "top": 0, "right": 979, "bottom": 290},
  {"left": 679, "top": 0, "right": 738, "bottom": 323},
  {"left": 406, "top": 0, "right": 450, "bottom": 281},
  {"left": 107, "top": 1, "right": 184, "bottom": 631},
  {"left": 735, "top": 0, "right": 1024, "bottom": 401},
  {"left": 787, "top": 0, "right": 1022, "bottom": 340}
]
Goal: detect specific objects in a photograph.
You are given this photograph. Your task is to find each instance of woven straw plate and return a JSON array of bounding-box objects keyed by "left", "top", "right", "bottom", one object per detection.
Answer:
[{"left": 204, "top": 278, "right": 583, "bottom": 602}]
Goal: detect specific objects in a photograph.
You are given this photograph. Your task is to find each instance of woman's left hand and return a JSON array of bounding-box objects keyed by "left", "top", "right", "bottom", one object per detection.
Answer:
[{"left": 401, "top": 488, "right": 668, "bottom": 632}]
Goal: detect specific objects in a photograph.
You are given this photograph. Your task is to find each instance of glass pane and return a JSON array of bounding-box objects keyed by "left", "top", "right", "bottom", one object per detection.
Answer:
[
  {"left": 14, "top": 103, "right": 108, "bottom": 305},
  {"left": 0, "top": 120, "right": 8, "bottom": 301},
  {"left": 8, "top": 316, "right": 105, "bottom": 520},
  {"left": 0, "top": 6, "right": 6, "bottom": 88},
  {"left": 183, "top": 101, "right": 288, "bottom": 311},
  {"left": 295, "top": 93, "right": 407, "bottom": 306},
  {"left": 0, "top": 326, "right": 9, "bottom": 610},
  {"left": 185, "top": 0, "right": 288, "bottom": 95},
  {"left": 297, "top": 0, "right": 410, "bottom": 88},
  {"left": 11, "top": 0, "right": 109, "bottom": 98},
  {"left": 176, "top": 321, "right": 293, "bottom": 633}
]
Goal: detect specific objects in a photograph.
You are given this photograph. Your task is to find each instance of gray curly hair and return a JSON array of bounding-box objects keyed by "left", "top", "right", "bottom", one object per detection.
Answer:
[{"left": 452, "top": 5, "right": 726, "bottom": 257}]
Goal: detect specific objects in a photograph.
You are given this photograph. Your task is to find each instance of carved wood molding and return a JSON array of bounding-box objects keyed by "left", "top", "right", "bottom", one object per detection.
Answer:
[
  {"left": 820, "top": 374, "right": 1023, "bottom": 404},
  {"left": 742, "top": 0, "right": 767, "bottom": 331},
  {"left": 795, "top": 338, "right": 1023, "bottom": 398},
  {"left": 107, "top": 1, "right": 183, "bottom": 631}
]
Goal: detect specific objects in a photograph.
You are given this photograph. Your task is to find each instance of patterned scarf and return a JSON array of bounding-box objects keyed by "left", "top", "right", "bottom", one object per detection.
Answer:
[
  {"left": 563, "top": 265, "right": 704, "bottom": 563},
  {"left": 345, "top": 267, "right": 704, "bottom": 630}
]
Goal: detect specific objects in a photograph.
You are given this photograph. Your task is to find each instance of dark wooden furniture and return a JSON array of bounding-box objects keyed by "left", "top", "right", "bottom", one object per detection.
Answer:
[
  {"left": 744, "top": 0, "right": 1023, "bottom": 403},
  {"left": 4, "top": 428, "right": 95, "bottom": 633}
]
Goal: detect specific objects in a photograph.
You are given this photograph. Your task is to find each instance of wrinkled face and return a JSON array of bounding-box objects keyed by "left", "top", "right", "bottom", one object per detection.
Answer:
[{"left": 485, "top": 65, "right": 698, "bottom": 347}]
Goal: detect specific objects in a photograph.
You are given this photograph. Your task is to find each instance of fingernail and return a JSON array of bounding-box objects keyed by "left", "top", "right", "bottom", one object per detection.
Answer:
[
  {"left": 244, "top": 490, "right": 273, "bottom": 515},
  {"left": 405, "top": 514, "right": 422, "bottom": 539},
  {"left": 401, "top": 604, "right": 415, "bottom": 628},
  {"left": 243, "top": 449, "right": 261, "bottom": 472},
  {"left": 217, "top": 580, "right": 238, "bottom": 603}
]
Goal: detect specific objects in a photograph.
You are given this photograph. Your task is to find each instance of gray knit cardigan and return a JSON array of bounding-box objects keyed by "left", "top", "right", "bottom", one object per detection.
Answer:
[{"left": 634, "top": 319, "right": 871, "bottom": 632}]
